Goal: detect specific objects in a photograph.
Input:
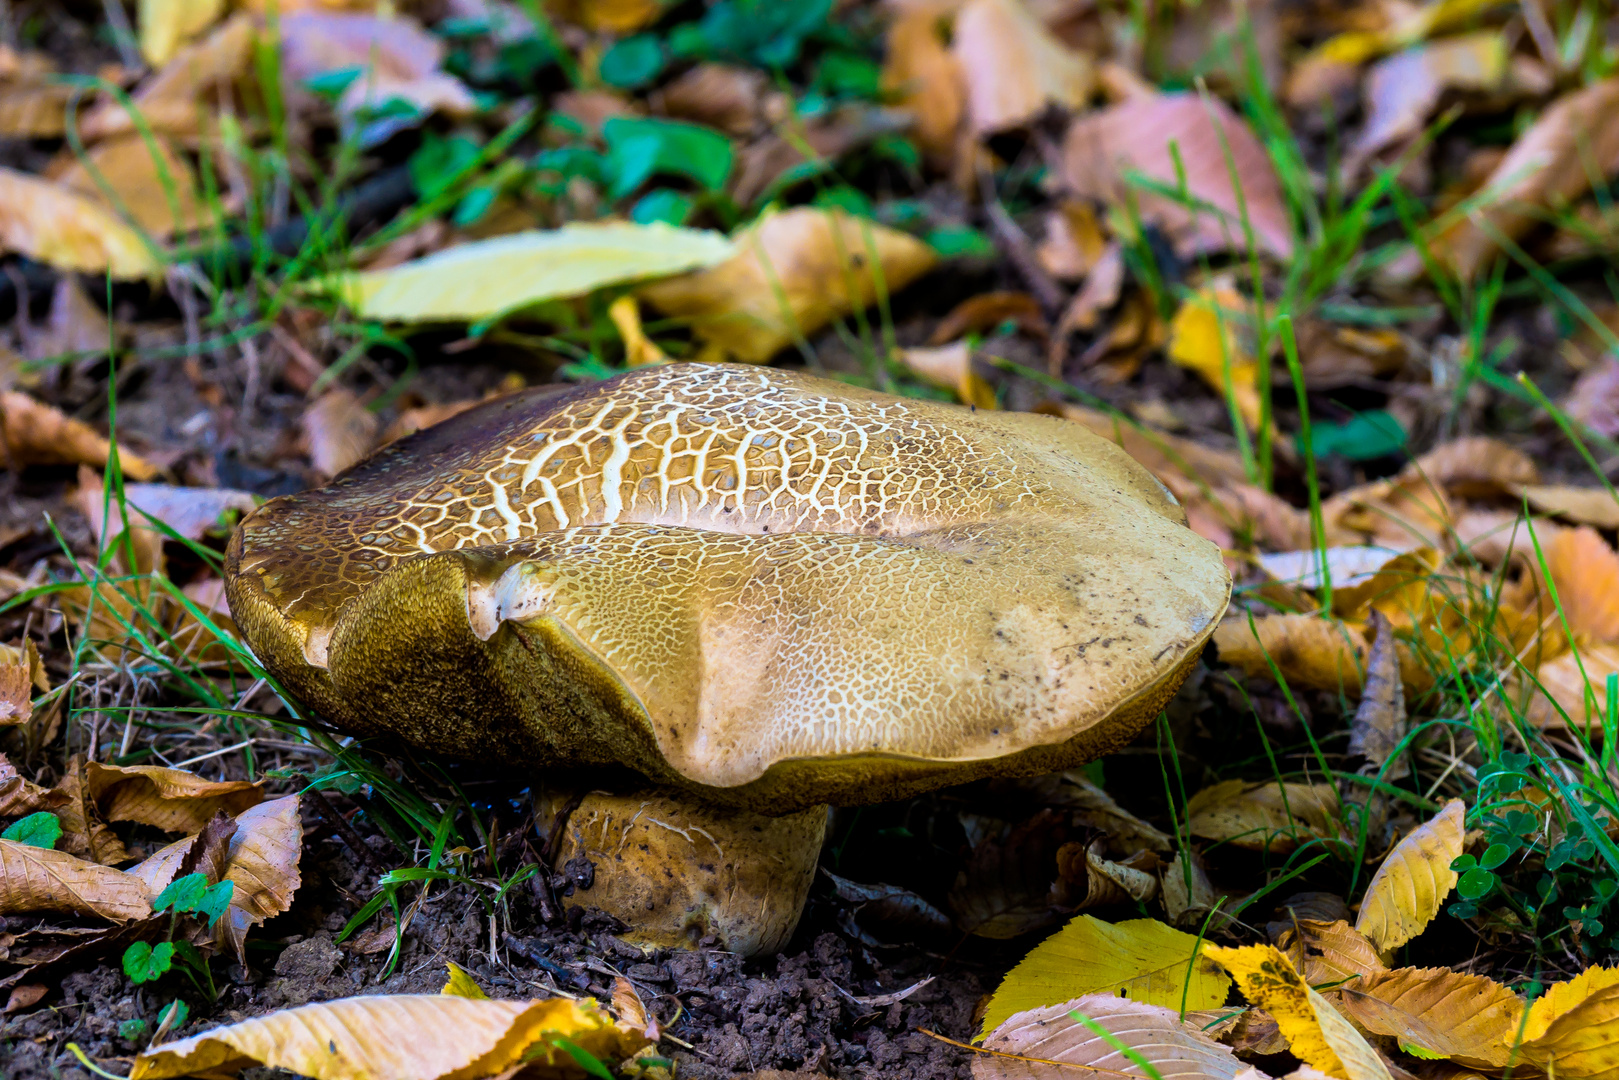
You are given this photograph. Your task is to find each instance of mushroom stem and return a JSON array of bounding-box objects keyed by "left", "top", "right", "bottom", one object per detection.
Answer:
[{"left": 536, "top": 786, "right": 829, "bottom": 958}]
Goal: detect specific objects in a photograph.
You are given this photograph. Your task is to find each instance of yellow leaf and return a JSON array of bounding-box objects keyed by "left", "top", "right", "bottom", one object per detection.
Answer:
[
  {"left": 335, "top": 222, "right": 736, "bottom": 323},
  {"left": 1520, "top": 967, "right": 1619, "bottom": 1078},
  {"left": 0, "top": 167, "right": 160, "bottom": 278},
  {"left": 953, "top": 0, "right": 1092, "bottom": 135},
  {"left": 979, "top": 915, "right": 1232, "bottom": 1037},
  {"left": 895, "top": 342, "right": 997, "bottom": 409},
  {"left": 54, "top": 132, "right": 207, "bottom": 238},
  {"left": 639, "top": 208, "right": 937, "bottom": 364},
  {"left": 548, "top": 0, "right": 667, "bottom": 33},
  {"left": 138, "top": 0, "right": 226, "bottom": 67},
  {"left": 1205, "top": 943, "right": 1394, "bottom": 1080},
  {"left": 1186, "top": 779, "right": 1342, "bottom": 852},
  {"left": 1354, "top": 799, "right": 1464, "bottom": 952},
  {"left": 608, "top": 295, "right": 670, "bottom": 368},
  {"left": 131, "top": 993, "right": 641, "bottom": 1080},
  {"left": 442, "top": 962, "right": 490, "bottom": 1000},
  {"left": 83, "top": 14, "right": 257, "bottom": 140},
  {"left": 1274, "top": 919, "right": 1386, "bottom": 989},
  {"left": 1334, "top": 966, "right": 1524, "bottom": 1068},
  {"left": 1514, "top": 483, "right": 1619, "bottom": 530},
  {"left": 1168, "top": 283, "right": 1262, "bottom": 431}
]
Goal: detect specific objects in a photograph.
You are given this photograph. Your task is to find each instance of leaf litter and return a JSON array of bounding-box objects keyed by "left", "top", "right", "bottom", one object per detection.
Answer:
[{"left": 5, "top": 0, "right": 1619, "bottom": 1077}]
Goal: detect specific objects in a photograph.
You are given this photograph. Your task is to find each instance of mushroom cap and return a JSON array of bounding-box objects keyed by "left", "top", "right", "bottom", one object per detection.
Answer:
[{"left": 225, "top": 363, "right": 1230, "bottom": 811}]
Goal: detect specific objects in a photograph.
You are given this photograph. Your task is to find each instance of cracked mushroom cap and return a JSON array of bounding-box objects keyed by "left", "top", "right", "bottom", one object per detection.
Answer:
[{"left": 225, "top": 363, "right": 1230, "bottom": 812}]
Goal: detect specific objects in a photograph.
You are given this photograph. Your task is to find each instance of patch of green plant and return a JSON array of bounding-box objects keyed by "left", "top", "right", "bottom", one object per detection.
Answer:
[
  {"left": 599, "top": 35, "right": 667, "bottom": 90},
  {"left": 602, "top": 117, "right": 735, "bottom": 200},
  {"left": 669, "top": 0, "right": 833, "bottom": 68},
  {"left": 120, "top": 872, "right": 236, "bottom": 998},
  {"left": 2, "top": 811, "right": 61, "bottom": 849},
  {"left": 1307, "top": 409, "right": 1408, "bottom": 461}
]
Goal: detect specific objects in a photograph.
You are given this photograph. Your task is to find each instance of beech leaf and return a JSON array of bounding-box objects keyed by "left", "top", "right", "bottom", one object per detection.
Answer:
[
  {"left": 1354, "top": 799, "right": 1465, "bottom": 952},
  {"left": 973, "top": 994, "right": 1249, "bottom": 1080}
]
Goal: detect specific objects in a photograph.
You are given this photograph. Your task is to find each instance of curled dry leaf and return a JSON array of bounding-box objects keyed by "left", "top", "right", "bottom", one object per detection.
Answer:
[
  {"left": 0, "top": 839, "right": 152, "bottom": 923},
  {"left": 979, "top": 915, "right": 1232, "bottom": 1036},
  {"left": 1520, "top": 966, "right": 1619, "bottom": 1078},
  {"left": 53, "top": 757, "right": 129, "bottom": 866},
  {"left": 1186, "top": 779, "right": 1342, "bottom": 853},
  {"left": 882, "top": 6, "right": 963, "bottom": 164},
  {"left": 1036, "top": 202, "right": 1107, "bottom": 281},
  {"left": 1435, "top": 77, "right": 1619, "bottom": 280},
  {"left": 950, "top": 809, "right": 1074, "bottom": 939},
  {"left": 1161, "top": 851, "right": 1220, "bottom": 928},
  {"left": 974, "top": 994, "right": 1249, "bottom": 1080},
  {"left": 303, "top": 389, "right": 380, "bottom": 479},
  {"left": 1061, "top": 93, "right": 1293, "bottom": 260},
  {"left": 1213, "top": 613, "right": 1434, "bottom": 697},
  {"left": 85, "top": 762, "right": 263, "bottom": 834},
  {"left": 641, "top": 208, "right": 937, "bottom": 363},
  {"left": 1513, "top": 484, "right": 1619, "bottom": 530},
  {"left": 0, "top": 167, "right": 159, "bottom": 278},
  {"left": 1345, "top": 33, "right": 1507, "bottom": 178},
  {"left": 0, "top": 753, "right": 65, "bottom": 816},
  {"left": 130, "top": 993, "right": 645, "bottom": 1080},
  {"left": 0, "top": 638, "right": 45, "bottom": 725},
  {"left": 655, "top": 64, "right": 769, "bottom": 137},
  {"left": 216, "top": 795, "right": 303, "bottom": 962},
  {"left": 1168, "top": 281, "right": 1262, "bottom": 432},
  {"left": 895, "top": 342, "right": 997, "bottom": 409},
  {"left": 1333, "top": 967, "right": 1524, "bottom": 1068},
  {"left": 825, "top": 870, "right": 953, "bottom": 944},
  {"left": 337, "top": 222, "right": 736, "bottom": 323},
  {"left": 1205, "top": 943, "right": 1393, "bottom": 1080},
  {"left": 952, "top": 0, "right": 1092, "bottom": 135},
  {"left": 1354, "top": 798, "right": 1464, "bottom": 953},
  {"left": 138, "top": 0, "right": 225, "bottom": 67},
  {"left": 1346, "top": 611, "right": 1409, "bottom": 779},
  {"left": 53, "top": 132, "right": 207, "bottom": 238},
  {"left": 83, "top": 14, "right": 257, "bottom": 140},
  {"left": 1273, "top": 919, "right": 1386, "bottom": 989},
  {"left": 1057, "top": 841, "right": 1157, "bottom": 910}
]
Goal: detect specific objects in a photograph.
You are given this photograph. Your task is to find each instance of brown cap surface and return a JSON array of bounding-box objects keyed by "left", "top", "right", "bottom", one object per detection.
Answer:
[{"left": 226, "top": 363, "right": 1230, "bottom": 811}]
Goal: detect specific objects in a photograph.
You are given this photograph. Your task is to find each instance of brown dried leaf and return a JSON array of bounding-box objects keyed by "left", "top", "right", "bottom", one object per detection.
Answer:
[
  {"left": 1566, "top": 355, "right": 1619, "bottom": 439},
  {"left": 1161, "top": 850, "right": 1221, "bottom": 928},
  {"left": 953, "top": 0, "right": 1091, "bottom": 135},
  {"left": 1354, "top": 799, "right": 1465, "bottom": 952},
  {"left": 1523, "top": 641, "right": 1619, "bottom": 729},
  {"left": 1513, "top": 484, "right": 1619, "bottom": 530},
  {"left": 1538, "top": 525, "right": 1619, "bottom": 642},
  {"left": 280, "top": 12, "right": 476, "bottom": 121},
  {"left": 1016, "top": 770, "right": 1173, "bottom": 853},
  {"left": 0, "top": 68, "right": 77, "bottom": 138},
  {"left": 86, "top": 762, "right": 263, "bottom": 834},
  {"left": 895, "top": 342, "right": 997, "bottom": 409},
  {"left": 1213, "top": 614, "right": 1433, "bottom": 696},
  {"left": 950, "top": 809, "right": 1072, "bottom": 938},
  {"left": 1334, "top": 967, "right": 1524, "bottom": 1068},
  {"left": 1186, "top": 779, "right": 1342, "bottom": 853},
  {"left": 729, "top": 107, "right": 909, "bottom": 207},
  {"left": 1274, "top": 919, "right": 1386, "bottom": 989},
  {"left": 78, "top": 472, "right": 257, "bottom": 549},
  {"left": 1053, "top": 242, "right": 1124, "bottom": 335},
  {"left": 303, "top": 388, "right": 380, "bottom": 479},
  {"left": 54, "top": 759, "right": 129, "bottom": 866},
  {"left": 655, "top": 64, "right": 768, "bottom": 137},
  {"left": 1435, "top": 77, "right": 1619, "bottom": 280},
  {"left": 1345, "top": 34, "right": 1507, "bottom": 178},
  {"left": 882, "top": 7, "right": 962, "bottom": 164},
  {"left": 0, "top": 167, "right": 159, "bottom": 278},
  {"left": 1036, "top": 201, "right": 1107, "bottom": 281},
  {"left": 974, "top": 995, "right": 1249, "bottom": 1080},
  {"left": 1, "top": 392, "right": 159, "bottom": 480},
  {"left": 0, "top": 754, "right": 65, "bottom": 817},
  {"left": 1403, "top": 436, "right": 1537, "bottom": 497},
  {"left": 130, "top": 994, "right": 645, "bottom": 1080},
  {"left": 216, "top": 795, "right": 303, "bottom": 962},
  {"left": 1061, "top": 93, "right": 1293, "bottom": 259},
  {"left": 0, "top": 839, "right": 152, "bottom": 922},
  {"left": 1347, "top": 611, "right": 1409, "bottom": 778},
  {"left": 83, "top": 15, "right": 257, "bottom": 140},
  {"left": 54, "top": 132, "right": 207, "bottom": 238},
  {"left": 0, "top": 639, "right": 45, "bottom": 726},
  {"left": 640, "top": 208, "right": 937, "bottom": 363}
]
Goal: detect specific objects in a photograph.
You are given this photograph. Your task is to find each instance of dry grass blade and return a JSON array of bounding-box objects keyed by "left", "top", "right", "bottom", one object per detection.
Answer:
[
  {"left": 1354, "top": 799, "right": 1465, "bottom": 952},
  {"left": 1333, "top": 967, "right": 1524, "bottom": 1068},
  {"left": 129, "top": 993, "right": 644, "bottom": 1080},
  {"left": 0, "top": 839, "right": 152, "bottom": 922},
  {"left": 85, "top": 762, "right": 263, "bottom": 834},
  {"left": 973, "top": 994, "right": 1249, "bottom": 1080}
]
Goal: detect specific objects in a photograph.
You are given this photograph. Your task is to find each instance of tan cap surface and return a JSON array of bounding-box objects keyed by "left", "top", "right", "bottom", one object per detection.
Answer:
[{"left": 226, "top": 363, "right": 1230, "bottom": 811}]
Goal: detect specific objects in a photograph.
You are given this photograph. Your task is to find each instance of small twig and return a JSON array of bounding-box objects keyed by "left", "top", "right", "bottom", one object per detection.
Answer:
[
  {"left": 308, "top": 785, "right": 392, "bottom": 876},
  {"left": 977, "top": 167, "right": 1066, "bottom": 318}
]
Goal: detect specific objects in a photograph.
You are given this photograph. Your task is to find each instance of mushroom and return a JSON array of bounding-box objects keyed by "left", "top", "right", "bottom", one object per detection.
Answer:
[{"left": 225, "top": 363, "right": 1229, "bottom": 954}]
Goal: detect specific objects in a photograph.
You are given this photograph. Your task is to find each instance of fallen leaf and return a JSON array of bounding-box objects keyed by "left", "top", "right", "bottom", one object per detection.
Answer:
[
  {"left": 83, "top": 14, "right": 257, "bottom": 140},
  {"left": 0, "top": 54, "right": 78, "bottom": 138},
  {"left": 78, "top": 472, "right": 258, "bottom": 550},
  {"left": 1036, "top": 201, "right": 1107, "bottom": 281},
  {"left": 1520, "top": 966, "right": 1619, "bottom": 1078},
  {"left": 882, "top": 6, "right": 963, "bottom": 164},
  {"left": 825, "top": 870, "right": 954, "bottom": 944},
  {"left": 976, "top": 996, "right": 1247, "bottom": 1080},
  {"left": 979, "top": 915, "right": 1232, "bottom": 1036},
  {"left": 0, "top": 392, "right": 158, "bottom": 479},
  {"left": 1404, "top": 436, "right": 1538, "bottom": 497},
  {"left": 0, "top": 639, "right": 45, "bottom": 725},
  {"left": 641, "top": 207, "right": 937, "bottom": 363},
  {"left": 0, "top": 754, "right": 66, "bottom": 817},
  {"left": 1334, "top": 967, "right": 1524, "bottom": 1068},
  {"left": 1523, "top": 641, "right": 1619, "bottom": 729},
  {"left": 303, "top": 389, "right": 380, "bottom": 479},
  {"left": 1053, "top": 242, "right": 1124, "bottom": 334},
  {"left": 1056, "top": 841, "right": 1158, "bottom": 911},
  {"left": 1061, "top": 92, "right": 1293, "bottom": 260},
  {"left": 1161, "top": 851, "right": 1221, "bottom": 928},
  {"left": 549, "top": 0, "right": 666, "bottom": 33},
  {"left": 1513, "top": 484, "right": 1619, "bottom": 530},
  {"left": 1435, "top": 77, "right": 1619, "bottom": 280},
  {"left": 1566, "top": 356, "right": 1619, "bottom": 440},
  {"left": 1294, "top": 321, "right": 1409, "bottom": 389},
  {"left": 0, "top": 839, "right": 152, "bottom": 922},
  {"left": 951, "top": 809, "right": 1075, "bottom": 938},
  {"left": 931, "top": 292, "right": 1047, "bottom": 345},
  {"left": 1186, "top": 779, "right": 1342, "bottom": 853},
  {"left": 1214, "top": 613, "right": 1433, "bottom": 696},
  {"left": 1322, "top": 472, "right": 1453, "bottom": 550},
  {"left": 0, "top": 166, "right": 160, "bottom": 278},
  {"left": 607, "top": 295, "right": 670, "bottom": 368},
  {"left": 1258, "top": 547, "right": 1409, "bottom": 591},
  {"left": 1273, "top": 919, "right": 1386, "bottom": 989},
  {"left": 953, "top": 0, "right": 1092, "bottom": 135},
  {"left": 279, "top": 12, "right": 476, "bottom": 123},
  {"left": 654, "top": 64, "right": 768, "bottom": 137},
  {"left": 139, "top": 0, "right": 225, "bottom": 67},
  {"left": 215, "top": 795, "right": 302, "bottom": 962},
  {"left": 1537, "top": 525, "right": 1619, "bottom": 642},
  {"left": 53, "top": 132, "right": 207, "bottom": 238},
  {"left": 1346, "top": 611, "right": 1409, "bottom": 778},
  {"left": 1354, "top": 799, "right": 1464, "bottom": 952},
  {"left": 896, "top": 342, "right": 997, "bottom": 408},
  {"left": 337, "top": 222, "right": 735, "bottom": 323},
  {"left": 1344, "top": 33, "right": 1507, "bottom": 178},
  {"left": 1205, "top": 943, "right": 1394, "bottom": 1080},
  {"left": 85, "top": 762, "right": 263, "bottom": 834},
  {"left": 1015, "top": 770, "right": 1174, "bottom": 854},
  {"left": 1168, "top": 281, "right": 1262, "bottom": 431},
  {"left": 728, "top": 107, "right": 909, "bottom": 207},
  {"left": 51, "top": 759, "right": 128, "bottom": 866},
  {"left": 442, "top": 961, "right": 490, "bottom": 1000},
  {"left": 130, "top": 993, "right": 643, "bottom": 1080}
]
